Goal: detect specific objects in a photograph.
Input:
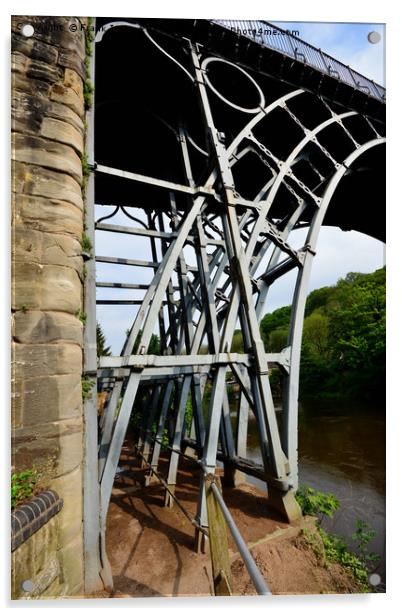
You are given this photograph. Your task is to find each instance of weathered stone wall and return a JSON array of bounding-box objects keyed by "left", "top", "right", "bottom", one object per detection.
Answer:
[
  {"left": 12, "top": 515, "right": 62, "bottom": 599},
  {"left": 11, "top": 16, "right": 88, "bottom": 598}
]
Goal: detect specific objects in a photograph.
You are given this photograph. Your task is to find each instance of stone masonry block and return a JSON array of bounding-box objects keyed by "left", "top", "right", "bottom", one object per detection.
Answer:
[
  {"left": 12, "top": 91, "right": 85, "bottom": 137},
  {"left": 11, "top": 516, "right": 59, "bottom": 598},
  {"left": 12, "top": 71, "right": 52, "bottom": 99},
  {"left": 50, "top": 83, "right": 84, "bottom": 119},
  {"left": 13, "top": 227, "right": 82, "bottom": 275},
  {"left": 14, "top": 193, "right": 83, "bottom": 237},
  {"left": 12, "top": 417, "right": 83, "bottom": 479},
  {"left": 11, "top": 378, "right": 23, "bottom": 429},
  {"left": 50, "top": 466, "right": 83, "bottom": 547},
  {"left": 12, "top": 162, "right": 83, "bottom": 210},
  {"left": 13, "top": 342, "right": 82, "bottom": 379},
  {"left": 11, "top": 51, "right": 63, "bottom": 84},
  {"left": 57, "top": 535, "right": 84, "bottom": 596},
  {"left": 58, "top": 49, "right": 86, "bottom": 80},
  {"left": 20, "top": 373, "right": 82, "bottom": 426},
  {"left": 12, "top": 133, "right": 82, "bottom": 185},
  {"left": 11, "top": 31, "right": 59, "bottom": 65},
  {"left": 13, "top": 310, "right": 83, "bottom": 345},
  {"left": 12, "top": 262, "right": 82, "bottom": 313},
  {"left": 63, "top": 68, "right": 84, "bottom": 98},
  {"left": 11, "top": 16, "right": 85, "bottom": 58},
  {"left": 41, "top": 116, "right": 84, "bottom": 154}
]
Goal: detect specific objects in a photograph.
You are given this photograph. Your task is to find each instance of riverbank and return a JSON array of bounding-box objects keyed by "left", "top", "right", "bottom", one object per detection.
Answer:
[{"left": 91, "top": 440, "right": 361, "bottom": 598}]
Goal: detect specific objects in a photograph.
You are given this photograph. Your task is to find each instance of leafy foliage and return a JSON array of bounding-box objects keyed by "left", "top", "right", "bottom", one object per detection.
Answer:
[
  {"left": 11, "top": 469, "right": 38, "bottom": 509},
  {"left": 304, "top": 286, "right": 333, "bottom": 317},
  {"left": 352, "top": 519, "right": 380, "bottom": 569},
  {"left": 261, "top": 267, "right": 385, "bottom": 400},
  {"left": 260, "top": 305, "right": 291, "bottom": 350},
  {"left": 317, "top": 527, "right": 370, "bottom": 591},
  {"left": 83, "top": 79, "right": 94, "bottom": 110},
  {"left": 295, "top": 485, "right": 340, "bottom": 521},
  {"left": 298, "top": 488, "right": 379, "bottom": 592},
  {"left": 81, "top": 232, "right": 93, "bottom": 253},
  {"left": 81, "top": 375, "right": 95, "bottom": 401},
  {"left": 76, "top": 310, "right": 87, "bottom": 325}
]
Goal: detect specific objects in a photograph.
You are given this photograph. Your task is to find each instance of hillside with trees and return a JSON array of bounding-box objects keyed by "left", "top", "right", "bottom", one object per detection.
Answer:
[{"left": 259, "top": 267, "right": 385, "bottom": 401}]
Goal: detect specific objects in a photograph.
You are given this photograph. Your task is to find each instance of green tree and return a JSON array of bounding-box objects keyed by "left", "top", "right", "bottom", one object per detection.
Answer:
[
  {"left": 230, "top": 329, "right": 244, "bottom": 353},
  {"left": 302, "top": 311, "right": 330, "bottom": 358},
  {"left": 133, "top": 330, "right": 161, "bottom": 354},
  {"left": 305, "top": 286, "right": 333, "bottom": 316},
  {"left": 260, "top": 267, "right": 385, "bottom": 400},
  {"left": 327, "top": 268, "right": 385, "bottom": 397},
  {"left": 148, "top": 333, "right": 161, "bottom": 355},
  {"left": 268, "top": 327, "right": 288, "bottom": 352},
  {"left": 260, "top": 305, "right": 291, "bottom": 350},
  {"left": 96, "top": 322, "right": 111, "bottom": 356}
]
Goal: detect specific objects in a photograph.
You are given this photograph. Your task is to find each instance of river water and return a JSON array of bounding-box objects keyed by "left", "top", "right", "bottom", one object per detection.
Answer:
[{"left": 244, "top": 399, "right": 386, "bottom": 585}]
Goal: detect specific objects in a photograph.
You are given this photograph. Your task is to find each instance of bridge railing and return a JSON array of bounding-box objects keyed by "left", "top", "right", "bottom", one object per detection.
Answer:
[{"left": 213, "top": 19, "right": 385, "bottom": 102}]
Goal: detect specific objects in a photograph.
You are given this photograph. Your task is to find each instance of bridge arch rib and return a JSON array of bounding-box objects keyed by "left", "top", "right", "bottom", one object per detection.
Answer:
[{"left": 84, "top": 18, "right": 385, "bottom": 589}]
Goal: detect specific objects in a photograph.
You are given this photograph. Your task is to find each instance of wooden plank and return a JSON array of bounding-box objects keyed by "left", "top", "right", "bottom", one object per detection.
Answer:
[{"left": 205, "top": 475, "right": 233, "bottom": 596}]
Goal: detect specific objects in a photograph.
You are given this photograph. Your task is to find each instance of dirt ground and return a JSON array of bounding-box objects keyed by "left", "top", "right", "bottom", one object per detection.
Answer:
[{"left": 96, "top": 438, "right": 360, "bottom": 598}]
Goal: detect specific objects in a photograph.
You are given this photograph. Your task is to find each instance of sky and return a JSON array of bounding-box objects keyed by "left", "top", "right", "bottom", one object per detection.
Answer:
[
  {"left": 95, "top": 21, "right": 386, "bottom": 354},
  {"left": 272, "top": 21, "right": 385, "bottom": 85}
]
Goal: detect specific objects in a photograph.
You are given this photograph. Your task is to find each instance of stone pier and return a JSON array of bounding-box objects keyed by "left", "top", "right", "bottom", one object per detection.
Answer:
[{"left": 11, "top": 16, "right": 89, "bottom": 598}]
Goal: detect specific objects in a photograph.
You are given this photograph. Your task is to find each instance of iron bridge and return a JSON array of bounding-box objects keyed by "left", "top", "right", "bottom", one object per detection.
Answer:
[{"left": 82, "top": 17, "right": 385, "bottom": 591}]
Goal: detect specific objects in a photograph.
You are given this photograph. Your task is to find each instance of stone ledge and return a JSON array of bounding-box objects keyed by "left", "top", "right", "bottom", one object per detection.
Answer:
[{"left": 11, "top": 490, "right": 63, "bottom": 552}]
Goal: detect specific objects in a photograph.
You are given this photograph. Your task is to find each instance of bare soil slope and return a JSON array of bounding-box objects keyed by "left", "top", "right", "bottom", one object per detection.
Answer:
[{"left": 96, "top": 439, "right": 360, "bottom": 598}]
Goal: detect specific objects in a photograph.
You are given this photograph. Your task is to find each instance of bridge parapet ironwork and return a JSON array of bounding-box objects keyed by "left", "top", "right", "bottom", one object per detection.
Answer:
[{"left": 214, "top": 19, "right": 385, "bottom": 102}]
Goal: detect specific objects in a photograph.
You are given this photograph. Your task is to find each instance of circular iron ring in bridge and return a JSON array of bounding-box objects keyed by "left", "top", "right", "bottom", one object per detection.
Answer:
[{"left": 201, "top": 57, "right": 265, "bottom": 114}]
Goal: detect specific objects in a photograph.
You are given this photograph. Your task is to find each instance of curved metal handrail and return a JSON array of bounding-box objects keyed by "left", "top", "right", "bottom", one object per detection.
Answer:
[{"left": 213, "top": 19, "right": 385, "bottom": 102}]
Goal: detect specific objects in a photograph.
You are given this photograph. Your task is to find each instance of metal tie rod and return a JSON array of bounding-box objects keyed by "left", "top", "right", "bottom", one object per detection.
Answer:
[
  {"left": 134, "top": 446, "right": 208, "bottom": 537},
  {"left": 206, "top": 474, "right": 271, "bottom": 596},
  {"left": 152, "top": 437, "right": 271, "bottom": 596}
]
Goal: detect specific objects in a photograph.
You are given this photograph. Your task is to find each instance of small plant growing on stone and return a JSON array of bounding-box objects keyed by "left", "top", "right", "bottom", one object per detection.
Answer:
[
  {"left": 80, "top": 153, "right": 91, "bottom": 196},
  {"left": 20, "top": 304, "right": 28, "bottom": 313},
  {"left": 11, "top": 469, "right": 38, "bottom": 509},
  {"left": 84, "top": 79, "right": 94, "bottom": 110},
  {"left": 83, "top": 19, "right": 95, "bottom": 109},
  {"left": 80, "top": 152, "right": 91, "bottom": 178},
  {"left": 81, "top": 375, "right": 95, "bottom": 402},
  {"left": 76, "top": 310, "right": 87, "bottom": 325},
  {"left": 85, "top": 17, "right": 95, "bottom": 59},
  {"left": 81, "top": 233, "right": 92, "bottom": 254}
]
